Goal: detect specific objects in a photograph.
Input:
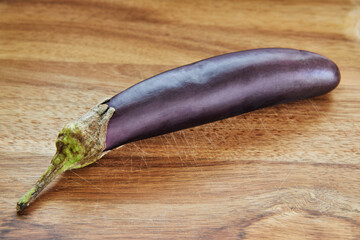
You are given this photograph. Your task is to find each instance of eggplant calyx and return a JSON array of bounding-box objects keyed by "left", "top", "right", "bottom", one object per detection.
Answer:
[{"left": 16, "top": 100, "right": 115, "bottom": 213}]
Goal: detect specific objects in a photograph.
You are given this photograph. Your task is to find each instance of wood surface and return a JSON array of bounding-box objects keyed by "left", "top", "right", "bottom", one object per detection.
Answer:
[{"left": 1, "top": 0, "right": 360, "bottom": 239}]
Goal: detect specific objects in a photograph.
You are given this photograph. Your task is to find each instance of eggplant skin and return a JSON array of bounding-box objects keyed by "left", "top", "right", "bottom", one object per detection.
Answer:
[{"left": 105, "top": 48, "right": 340, "bottom": 150}]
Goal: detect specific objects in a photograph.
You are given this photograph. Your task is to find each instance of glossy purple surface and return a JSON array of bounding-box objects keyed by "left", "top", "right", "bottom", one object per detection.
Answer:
[{"left": 105, "top": 48, "right": 340, "bottom": 150}]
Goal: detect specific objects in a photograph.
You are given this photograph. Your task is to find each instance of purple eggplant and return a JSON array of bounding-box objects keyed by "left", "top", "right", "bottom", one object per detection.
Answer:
[
  {"left": 105, "top": 48, "right": 340, "bottom": 149},
  {"left": 17, "top": 48, "right": 340, "bottom": 212}
]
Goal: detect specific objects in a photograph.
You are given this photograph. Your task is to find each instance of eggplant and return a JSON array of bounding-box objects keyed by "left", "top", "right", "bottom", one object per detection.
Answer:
[{"left": 17, "top": 48, "right": 340, "bottom": 212}]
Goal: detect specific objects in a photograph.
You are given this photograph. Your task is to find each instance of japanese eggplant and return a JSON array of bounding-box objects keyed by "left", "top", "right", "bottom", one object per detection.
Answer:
[{"left": 17, "top": 48, "right": 340, "bottom": 212}]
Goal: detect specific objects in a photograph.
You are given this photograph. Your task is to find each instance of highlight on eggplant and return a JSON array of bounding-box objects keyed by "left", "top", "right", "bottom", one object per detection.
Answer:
[{"left": 16, "top": 48, "right": 340, "bottom": 213}]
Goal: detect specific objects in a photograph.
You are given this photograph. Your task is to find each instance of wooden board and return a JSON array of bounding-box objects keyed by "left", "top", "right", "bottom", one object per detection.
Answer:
[{"left": 1, "top": 0, "right": 359, "bottom": 239}]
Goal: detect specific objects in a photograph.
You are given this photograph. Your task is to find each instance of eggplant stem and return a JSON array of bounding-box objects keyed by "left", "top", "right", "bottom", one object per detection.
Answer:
[
  {"left": 17, "top": 155, "right": 64, "bottom": 213},
  {"left": 16, "top": 100, "right": 115, "bottom": 213}
]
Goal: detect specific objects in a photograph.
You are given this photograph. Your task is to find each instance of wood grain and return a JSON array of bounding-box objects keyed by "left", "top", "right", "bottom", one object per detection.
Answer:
[{"left": 1, "top": 0, "right": 359, "bottom": 239}]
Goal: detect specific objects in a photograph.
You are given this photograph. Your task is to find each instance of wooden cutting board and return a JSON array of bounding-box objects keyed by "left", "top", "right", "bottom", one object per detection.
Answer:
[{"left": 1, "top": 0, "right": 359, "bottom": 239}]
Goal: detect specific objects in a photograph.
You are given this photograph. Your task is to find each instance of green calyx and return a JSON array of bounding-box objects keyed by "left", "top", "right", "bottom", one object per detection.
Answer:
[
  {"left": 54, "top": 123, "right": 86, "bottom": 171},
  {"left": 16, "top": 101, "right": 115, "bottom": 213}
]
